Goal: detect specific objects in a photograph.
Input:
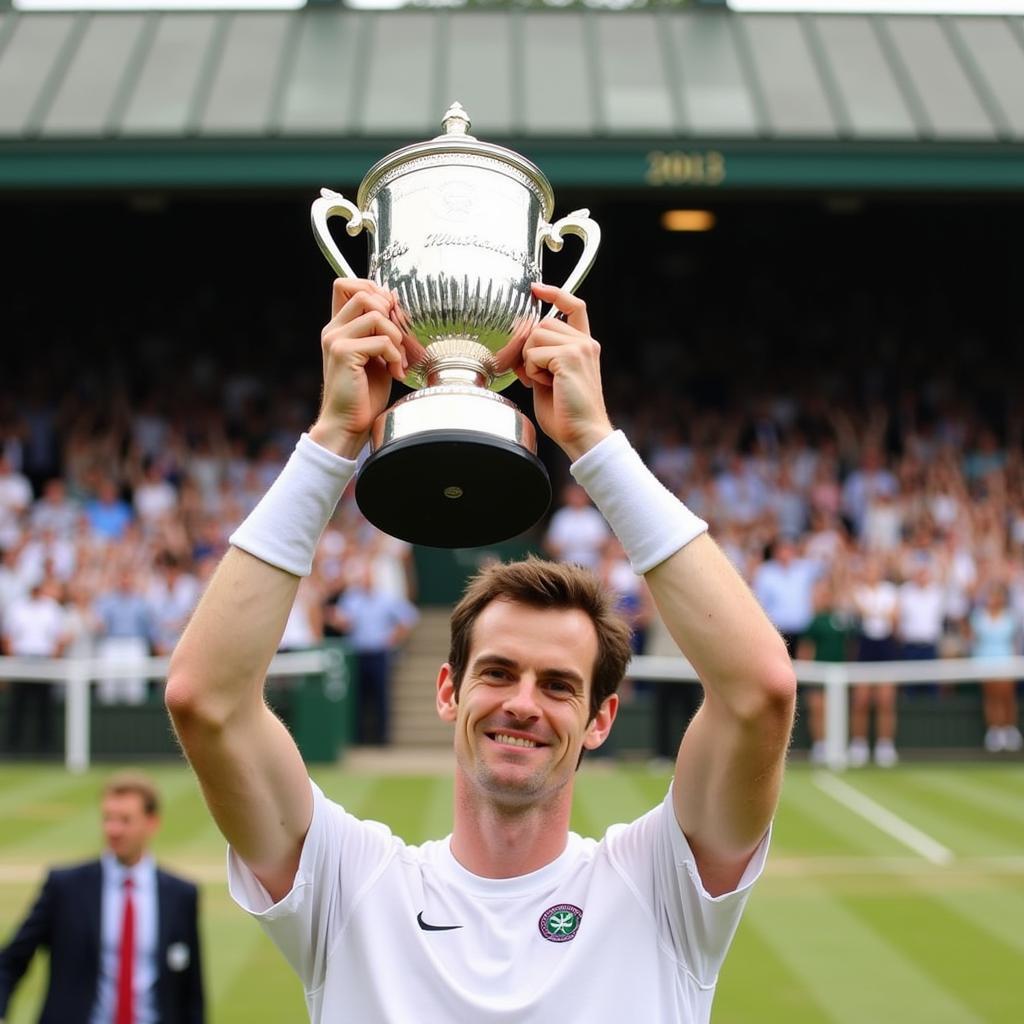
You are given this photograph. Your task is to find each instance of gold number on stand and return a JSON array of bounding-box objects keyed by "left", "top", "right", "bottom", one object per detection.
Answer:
[{"left": 645, "top": 150, "right": 726, "bottom": 187}]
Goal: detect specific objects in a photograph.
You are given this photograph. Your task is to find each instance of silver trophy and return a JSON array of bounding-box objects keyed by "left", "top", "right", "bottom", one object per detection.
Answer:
[{"left": 310, "top": 102, "right": 600, "bottom": 548}]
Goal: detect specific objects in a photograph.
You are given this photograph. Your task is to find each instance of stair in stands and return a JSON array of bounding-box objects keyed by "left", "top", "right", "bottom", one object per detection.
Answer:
[{"left": 390, "top": 607, "right": 454, "bottom": 747}]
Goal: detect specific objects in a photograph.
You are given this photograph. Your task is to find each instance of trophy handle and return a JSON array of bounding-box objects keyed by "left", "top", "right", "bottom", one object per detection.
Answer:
[
  {"left": 538, "top": 208, "right": 602, "bottom": 319},
  {"left": 310, "top": 188, "right": 368, "bottom": 279}
]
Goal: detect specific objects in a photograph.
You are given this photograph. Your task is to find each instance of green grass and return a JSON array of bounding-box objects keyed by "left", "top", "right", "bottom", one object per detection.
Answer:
[{"left": 1, "top": 761, "right": 1022, "bottom": 1022}]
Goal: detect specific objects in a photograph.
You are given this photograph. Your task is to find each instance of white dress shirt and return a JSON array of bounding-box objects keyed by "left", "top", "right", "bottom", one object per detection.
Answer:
[{"left": 91, "top": 853, "right": 159, "bottom": 1024}]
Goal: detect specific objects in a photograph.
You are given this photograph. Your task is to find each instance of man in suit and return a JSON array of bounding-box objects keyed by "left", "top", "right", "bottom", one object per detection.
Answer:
[{"left": 0, "top": 772, "right": 205, "bottom": 1024}]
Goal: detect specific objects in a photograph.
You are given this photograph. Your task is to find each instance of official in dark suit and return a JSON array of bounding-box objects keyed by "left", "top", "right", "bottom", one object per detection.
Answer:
[{"left": 0, "top": 772, "right": 205, "bottom": 1024}]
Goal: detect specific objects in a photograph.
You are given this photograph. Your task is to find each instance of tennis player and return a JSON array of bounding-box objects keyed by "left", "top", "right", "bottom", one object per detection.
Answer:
[{"left": 166, "top": 279, "right": 796, "bottom": 1022}]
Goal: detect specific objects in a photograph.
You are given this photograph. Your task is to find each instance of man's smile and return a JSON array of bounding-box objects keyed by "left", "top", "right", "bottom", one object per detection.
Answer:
[{"left": 486, "top": 730, "right": 547, "bottom": 749}]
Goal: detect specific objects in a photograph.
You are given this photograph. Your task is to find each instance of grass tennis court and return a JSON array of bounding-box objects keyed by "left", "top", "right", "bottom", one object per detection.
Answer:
[{"left": 1, "top": 760, "right": 1021, "bottom": 1023}]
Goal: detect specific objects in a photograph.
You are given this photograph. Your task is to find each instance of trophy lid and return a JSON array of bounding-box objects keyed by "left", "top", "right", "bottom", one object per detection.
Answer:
[{"left": 357, "top": 102, "right": 555, "bottom": 218}]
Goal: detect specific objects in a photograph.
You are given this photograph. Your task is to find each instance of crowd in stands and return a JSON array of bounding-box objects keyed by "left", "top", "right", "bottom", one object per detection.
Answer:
[
  {"left": 552, "top": 385, "right": 1024, "bottom": 765},
  {"left": 2, "top": 197, "right": 1022, "bottom": 760},
  {"left": 2, "top": 352, "right": 1024, "bottom": 762},
  {"left": 0, "top": 367, "right": 418, "bottom": 754}
]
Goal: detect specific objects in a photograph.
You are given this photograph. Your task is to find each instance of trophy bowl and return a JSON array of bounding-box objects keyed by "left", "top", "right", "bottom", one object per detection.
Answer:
[{"left": 311, "top": 102, "right": 600, "bottom": 548}]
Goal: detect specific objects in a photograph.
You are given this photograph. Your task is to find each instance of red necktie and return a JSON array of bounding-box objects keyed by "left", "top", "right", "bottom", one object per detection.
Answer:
[{"left": 115, "top": 876, "right": 135, "bottom": 1024}]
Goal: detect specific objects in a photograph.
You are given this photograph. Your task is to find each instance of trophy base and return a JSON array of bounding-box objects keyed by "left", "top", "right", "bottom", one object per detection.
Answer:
[{"left": 355, "top": 430, "right": 551, "bottom": 548}]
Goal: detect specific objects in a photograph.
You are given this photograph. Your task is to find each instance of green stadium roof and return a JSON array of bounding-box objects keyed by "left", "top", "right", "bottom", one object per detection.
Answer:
[{"left": 1, "top": 6, "right": 1024, "bottom": 190}]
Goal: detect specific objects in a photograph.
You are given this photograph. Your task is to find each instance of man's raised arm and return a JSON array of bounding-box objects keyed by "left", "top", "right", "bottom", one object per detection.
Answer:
[
  {"left": 165, "top": 279, "right": 407, "bottom": 902},
  {"left": 522, "top": 282, "right": 796, "bottom": 898}
]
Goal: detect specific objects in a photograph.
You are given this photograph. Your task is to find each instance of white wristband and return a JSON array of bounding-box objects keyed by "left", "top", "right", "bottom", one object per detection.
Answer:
[
  {"left": 570, "top": 430, "right": 708, "bottom": 575},
  {"left": 229, "top": 433, "right": 357, "bottom": 577}
]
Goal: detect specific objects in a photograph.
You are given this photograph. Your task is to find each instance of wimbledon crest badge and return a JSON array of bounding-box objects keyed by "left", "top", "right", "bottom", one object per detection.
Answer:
[{"left": 539, "top": 903, "right": 583, "bottom": 943}]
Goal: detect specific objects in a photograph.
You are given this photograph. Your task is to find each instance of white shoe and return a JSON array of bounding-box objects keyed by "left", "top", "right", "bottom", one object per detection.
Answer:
[
  {"left": 848, "top": 738, "right": 869, "bottom": 768},
  {"left": 874, "top": 740, "right": 899, "bottom": 768},
  {"left": 1001, "top": 726, "right": 1023, "bottom": 752},
  {"left": 810, "top": 741, "right": 828, "bottom": 766},
  {"left": 985, "top": 727, "right": 1005, "bottom": 753}
]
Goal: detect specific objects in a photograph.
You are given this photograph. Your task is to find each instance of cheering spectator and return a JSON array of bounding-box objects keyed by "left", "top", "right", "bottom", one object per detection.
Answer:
[
  {"left": 753, "top": 536, "right": 822, "bottom": 654},
  {"left": 897, "top": 561, "right": 946, "bottom": 697},
  {"left": 850, "top": 556, "right": 901, "bottom": 767},
  {"left": 0, "top": 455, "right": 32, "bottom": 549},
  {"left": 0, "top": 542, "right": 30, "bottom": 615},
  {"left": 543, "top": 483, "right": 611, "bottom": 570},
  {"left": 133, "top": 459, "right": 179, "bottom": 529},
  {"left": 29, "top": 478, "right": 80, "bottom": 536},
  {"left": 85, "top": 478, "right": 133, "bottom": 542},
  {"left": 842, "top": 447, "right": 898, "bottom": 539}
]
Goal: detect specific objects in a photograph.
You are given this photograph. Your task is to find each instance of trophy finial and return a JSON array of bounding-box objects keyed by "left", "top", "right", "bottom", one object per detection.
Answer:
[{"left": 442, "top": 101, "right": 472, "bottom": 137}]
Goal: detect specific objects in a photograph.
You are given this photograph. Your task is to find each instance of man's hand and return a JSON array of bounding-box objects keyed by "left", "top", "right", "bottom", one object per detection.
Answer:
[
  {"left": 309, "top": 279, "right": 407, "bottom": 459},
  {"left": 517, "top": 283, "right": 613, "bottom": 461}
]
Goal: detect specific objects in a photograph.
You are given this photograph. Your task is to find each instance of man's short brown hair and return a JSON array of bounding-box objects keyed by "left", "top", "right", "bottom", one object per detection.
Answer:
[
  {"left": 103, "top": 771, "right": 160, "bottom": 817},
  {"left": 447, "top": 557, "right": 633, "bottom": 722}
]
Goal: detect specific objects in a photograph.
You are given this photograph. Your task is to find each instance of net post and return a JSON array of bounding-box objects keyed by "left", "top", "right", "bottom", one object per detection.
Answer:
[
  {"left": 65, "top": 658, "right": 91, "bottom": 774},
  {"left": 823, "top": 663, "right": 848, "bottom": 770}
]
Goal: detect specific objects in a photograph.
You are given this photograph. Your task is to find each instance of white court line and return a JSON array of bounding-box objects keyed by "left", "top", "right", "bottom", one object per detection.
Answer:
[{"left": 813, "top": 772, "right": 955, "bottom": 865}]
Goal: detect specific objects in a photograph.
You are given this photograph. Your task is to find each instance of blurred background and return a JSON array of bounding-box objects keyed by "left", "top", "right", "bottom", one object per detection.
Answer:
[{"left": 0, "top": 0, "right": 1022, "bottom": 1021}]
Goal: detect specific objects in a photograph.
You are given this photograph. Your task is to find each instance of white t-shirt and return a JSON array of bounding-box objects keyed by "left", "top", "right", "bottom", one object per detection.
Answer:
[
  {"left": 3, "top": 595, "right": 66, "bottom": 655},
  {"left": 544, "top": 506, "right": 611, "bottom": 569},
  {"left": 229, "top": 782, "right": 769, "bottom": 1024},
  {"left": 898, "top": 582, "right": 945, "bottom": 644},
  {"left": 854, "top": 581, "right": 898, "bottom": 640}
]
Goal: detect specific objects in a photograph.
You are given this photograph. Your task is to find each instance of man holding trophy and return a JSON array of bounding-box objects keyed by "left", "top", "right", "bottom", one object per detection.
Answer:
[{"left": 166, "top": 107, "right": 795, "bottom": 1022}]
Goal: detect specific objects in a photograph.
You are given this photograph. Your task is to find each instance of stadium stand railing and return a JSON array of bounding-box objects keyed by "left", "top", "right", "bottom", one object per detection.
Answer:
[
  {"left": 0, "top": 648, "right": 346, "bottom": 772},
  {"left": 2, "top": 652, "right": 1019, "bottom": 772},
  {"left": 629, "top": 655, "right": 1024, "bottom": 770}
]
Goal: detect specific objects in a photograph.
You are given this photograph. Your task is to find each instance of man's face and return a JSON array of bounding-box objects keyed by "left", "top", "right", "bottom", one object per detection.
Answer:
[
  {"left": 437, "top": 600, "right": 616, "bottom": 808},
  {"left": 101, "top": 792, "right": 159, "bottom": 866}
]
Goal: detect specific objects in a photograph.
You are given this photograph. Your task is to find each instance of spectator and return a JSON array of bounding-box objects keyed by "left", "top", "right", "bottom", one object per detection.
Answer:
[
  {"left": 0, "top": 455, "right": 32, "bottom": 550},
  {"left": 278, "top": 575, "right": 325, "bottom": 652},
  {"left": 85, "top": 478, "right": 133, "bottom": 543},
  {"left": 649, "top": 425, "right": 692, "bottom": 493},
  {"left": 967, "top": 583, "right": 1023, "bottom": 753},
  {"left": 842, "top": 447, "right": 898, "bottom": 539},
  {"left": 63, "top": 579, "right": 102, "bottom": 659},
  {"left": 94, "top": 567, "right": 153, "bottom": 705},
  {"left": 897, "top": 561, "right": 946, "bottom": 695},
  {"left": 765, "top": 462, "right": 808, "bottom": 540},
  {"left": 598, "top": 537, "right": 653, "bottom": 656},
  {"left": 328, "top": 564, "right": 418, "bottom": 746},
  {"left": 145, "top": 552, "right": 201, "bottom": 656},
  {"left": 367, "top": 531, "right": 416, "bottom": 603},
  {"left": 0, "top": 542, "right": 31, "bottom": 616},
  {"left": 716, "top": 452, "right": 767, "bottom": 527},
  {"left": 29, "top": 478, "right": 80, "bottom": 537},
  {"left": 17, "top": 525, "right": 76, "bottom": 587},
  {"left": 543, "top": 483, "right": 611, "bottom": 570},
  {"left": 133, "top": 459, "right": 179, "bottom": 530},
  {"left": 753, "top": 536, "right": 822, "bottom": 655},
  {"left": 861, "top": 489, "right": 904, "bottom": 553},
  {"left": 798, "top": 577, "right": 855, "bottom": 765},
  {"left": 850, "top": 556, "right": 901, "bottom": 767},
  {"left": 2, "top": 575, "right": 67, "bottom": 756}
]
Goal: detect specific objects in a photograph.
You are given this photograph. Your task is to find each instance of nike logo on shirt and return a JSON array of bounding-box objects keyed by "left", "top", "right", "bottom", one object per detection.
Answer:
[{"left": 417, "top": 911, "right": 462, "bottom": 932}]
